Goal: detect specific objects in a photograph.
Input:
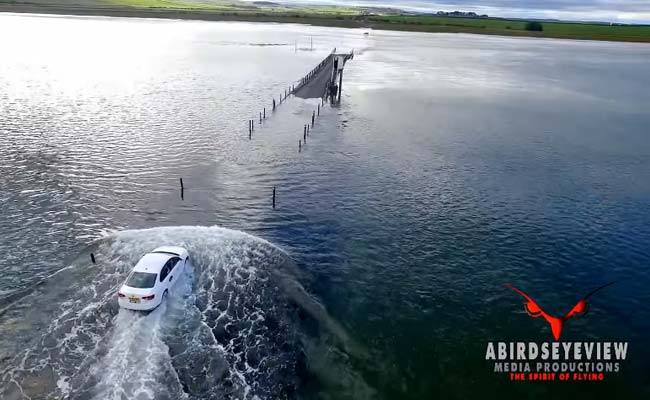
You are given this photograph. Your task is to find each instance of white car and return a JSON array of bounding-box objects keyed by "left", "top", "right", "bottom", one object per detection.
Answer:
[{"left": 117, "top": 246, "right": 189, "bottom": 311}]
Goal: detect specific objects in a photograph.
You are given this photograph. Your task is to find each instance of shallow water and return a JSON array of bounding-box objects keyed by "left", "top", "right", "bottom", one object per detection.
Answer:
[{"left": 1, "top": 13, "right": 649, "bottom": 399}]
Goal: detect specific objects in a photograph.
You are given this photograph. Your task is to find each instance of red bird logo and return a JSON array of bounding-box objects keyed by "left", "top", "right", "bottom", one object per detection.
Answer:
[{"left": 505, "top": 282, "right": 614, "bottom": 341}]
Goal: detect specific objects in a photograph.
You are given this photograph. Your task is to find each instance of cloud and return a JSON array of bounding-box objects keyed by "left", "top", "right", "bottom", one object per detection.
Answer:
[{"left": 250, "top": 0, "right": 650, "bottom": 23}]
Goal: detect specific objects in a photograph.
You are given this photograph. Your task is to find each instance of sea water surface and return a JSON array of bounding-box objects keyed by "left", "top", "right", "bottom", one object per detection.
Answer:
[{"left": 0, "top": 13, "right": 649, "bottom": 400}]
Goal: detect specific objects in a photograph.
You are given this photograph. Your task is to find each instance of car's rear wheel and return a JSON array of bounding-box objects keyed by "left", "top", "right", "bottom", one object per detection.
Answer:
[{"left": 162, "top": 290, "right": 168, "bottom": 303}]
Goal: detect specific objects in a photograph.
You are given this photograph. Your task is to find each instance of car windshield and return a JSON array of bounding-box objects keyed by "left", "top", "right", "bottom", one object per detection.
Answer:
[{"left": 125, "top": 272, "right": 157, "bottom": 288}]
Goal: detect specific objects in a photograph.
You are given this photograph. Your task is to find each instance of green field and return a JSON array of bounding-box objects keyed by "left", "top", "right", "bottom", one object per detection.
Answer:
[
  {"left": 367, "top": 15, "right": 650, "bottom": 42},
  {"left": 2, "top": 0, "right": 650, "bottom": 42},
  {"left": 105, "top": 0, "right": 228, "bottom": 9},
  {"left": 106, "top": 0, "right": 650, "bottom": 42},
  {"left": 105, "top": 0, "right": 360, "bottom": 14}
]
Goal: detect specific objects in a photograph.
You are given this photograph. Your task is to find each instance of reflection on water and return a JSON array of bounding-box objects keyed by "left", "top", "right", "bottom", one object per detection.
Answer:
[{"left": 1, "top": 13, "right": 650, "bottom": 399}]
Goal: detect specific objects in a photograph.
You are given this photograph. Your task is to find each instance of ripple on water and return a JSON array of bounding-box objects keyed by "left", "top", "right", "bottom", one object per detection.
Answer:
[{"left": 0, "top": 226, "right": 373, "bottom": 400}]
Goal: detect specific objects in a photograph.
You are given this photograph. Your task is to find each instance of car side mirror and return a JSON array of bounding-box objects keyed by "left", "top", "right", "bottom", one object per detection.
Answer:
[{"left": 170, "top": 276, "right": 173, "bottom": 281}]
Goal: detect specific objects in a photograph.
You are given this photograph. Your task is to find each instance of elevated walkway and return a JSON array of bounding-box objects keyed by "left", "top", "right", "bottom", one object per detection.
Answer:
[{"left": 292, "top": 49, "right": 354, "bottom": 101}]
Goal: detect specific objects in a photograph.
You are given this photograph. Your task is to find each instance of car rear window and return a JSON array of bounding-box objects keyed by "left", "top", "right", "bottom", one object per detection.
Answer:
[{"left": 126, "top": 272, "right": 157, "bottom": 288}]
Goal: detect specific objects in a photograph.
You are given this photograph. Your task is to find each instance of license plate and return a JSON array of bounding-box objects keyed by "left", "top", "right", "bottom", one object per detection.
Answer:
[{"left": 129, "top": 297, "right": 140, "bottom": 304}]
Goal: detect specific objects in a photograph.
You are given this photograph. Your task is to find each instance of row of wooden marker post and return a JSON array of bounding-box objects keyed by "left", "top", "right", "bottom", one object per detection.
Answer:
[
  {"left": 176, "top": 100, "right": 323, "bottom": 213},
  {"left": 299, "top": 99, "right": 322, "bottom": 153},
  {"left": 243, "top": 61, "right": 330, "bottom": 209},
  {"left": 248, "top": 84, "right": 296, "bottom": 140},
  {"left": 248, "top": 50, "right": 335, "bottom": 140},
  {"left": 90, "top": 57, "right": 338, "bottom": 264}
]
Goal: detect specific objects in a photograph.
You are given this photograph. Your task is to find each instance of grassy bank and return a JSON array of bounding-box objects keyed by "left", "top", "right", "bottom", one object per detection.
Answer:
[
  {"left": 368, "top": 14, "right": 650, "bottom": 42},
  {"left": 1, "top": 0, "right": 650, "bottom": 43}
]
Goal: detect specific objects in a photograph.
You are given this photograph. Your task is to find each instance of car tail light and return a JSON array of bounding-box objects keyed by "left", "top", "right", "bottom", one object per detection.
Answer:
[
  {"left": 142, "top": 294, "right": 155, "bottom": 301},
  {"left": 118, "top": 292, "right": 125, "bottom": 298}
]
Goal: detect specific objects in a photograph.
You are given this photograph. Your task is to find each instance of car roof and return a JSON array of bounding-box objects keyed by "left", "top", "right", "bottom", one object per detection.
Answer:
[
  {"left": 150, "top": 246, "right": 188, "bottom": 257},
  {"left": 132, "top": 252, "right": 174, "bottom": 274}
]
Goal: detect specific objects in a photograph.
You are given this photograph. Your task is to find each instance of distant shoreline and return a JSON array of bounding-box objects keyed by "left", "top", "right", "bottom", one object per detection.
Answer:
[{"left": 1, "top": 3, "right": 650, "bottom": 43}]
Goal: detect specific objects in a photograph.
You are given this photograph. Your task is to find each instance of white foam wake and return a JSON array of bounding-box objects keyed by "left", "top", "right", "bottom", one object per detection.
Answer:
[
  {"left": 0, "top": 225, "right": 372, "bottom": 400},
  {"left": 89, "top": 267, "right": 193, "bottom": 400}
]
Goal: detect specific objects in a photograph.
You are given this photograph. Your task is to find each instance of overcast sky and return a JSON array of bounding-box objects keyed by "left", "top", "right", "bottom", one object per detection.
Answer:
[{"left": 249, "top": 0, "right": 650, "bottom": 23}]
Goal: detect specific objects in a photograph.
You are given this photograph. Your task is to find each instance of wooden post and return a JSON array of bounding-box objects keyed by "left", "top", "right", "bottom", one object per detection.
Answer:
[
  {"left": 248, "top": 120, "right": 251, "bottom": 134},
  {"left": 273, "top": 99, "right": 276, "bottom": 110},
  {"left": 304, "top": 125, "right": 306, "bottom": 141},
  {"left": 259, "top": 112, "right": 262, "bottom": 124},
  {"left": 312, "top": 111, "right": 315, "bottom": 127},
  {"left": 318, "top": 103, "right": 320, "bottom": 116},
  {"left": 180, "top": 178, "right": 184, "bottom": 200},
  {"left": 299, "top": 140, "right": 302, "bottom": 153},
  {"left": 90, "top": 253, "right": 96, "bottom": 264},
  {"left": 263, "top": 107, "right": 266, "bottom": 119},
  {"left": 338, "top": 69, "right": 343, "bottom": 103},
  {"left": 251, "top": 119, "right": 254, "bottom": 131},
  {"left": 272, "top": 186, "right": 276, "bottom": 209}
]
